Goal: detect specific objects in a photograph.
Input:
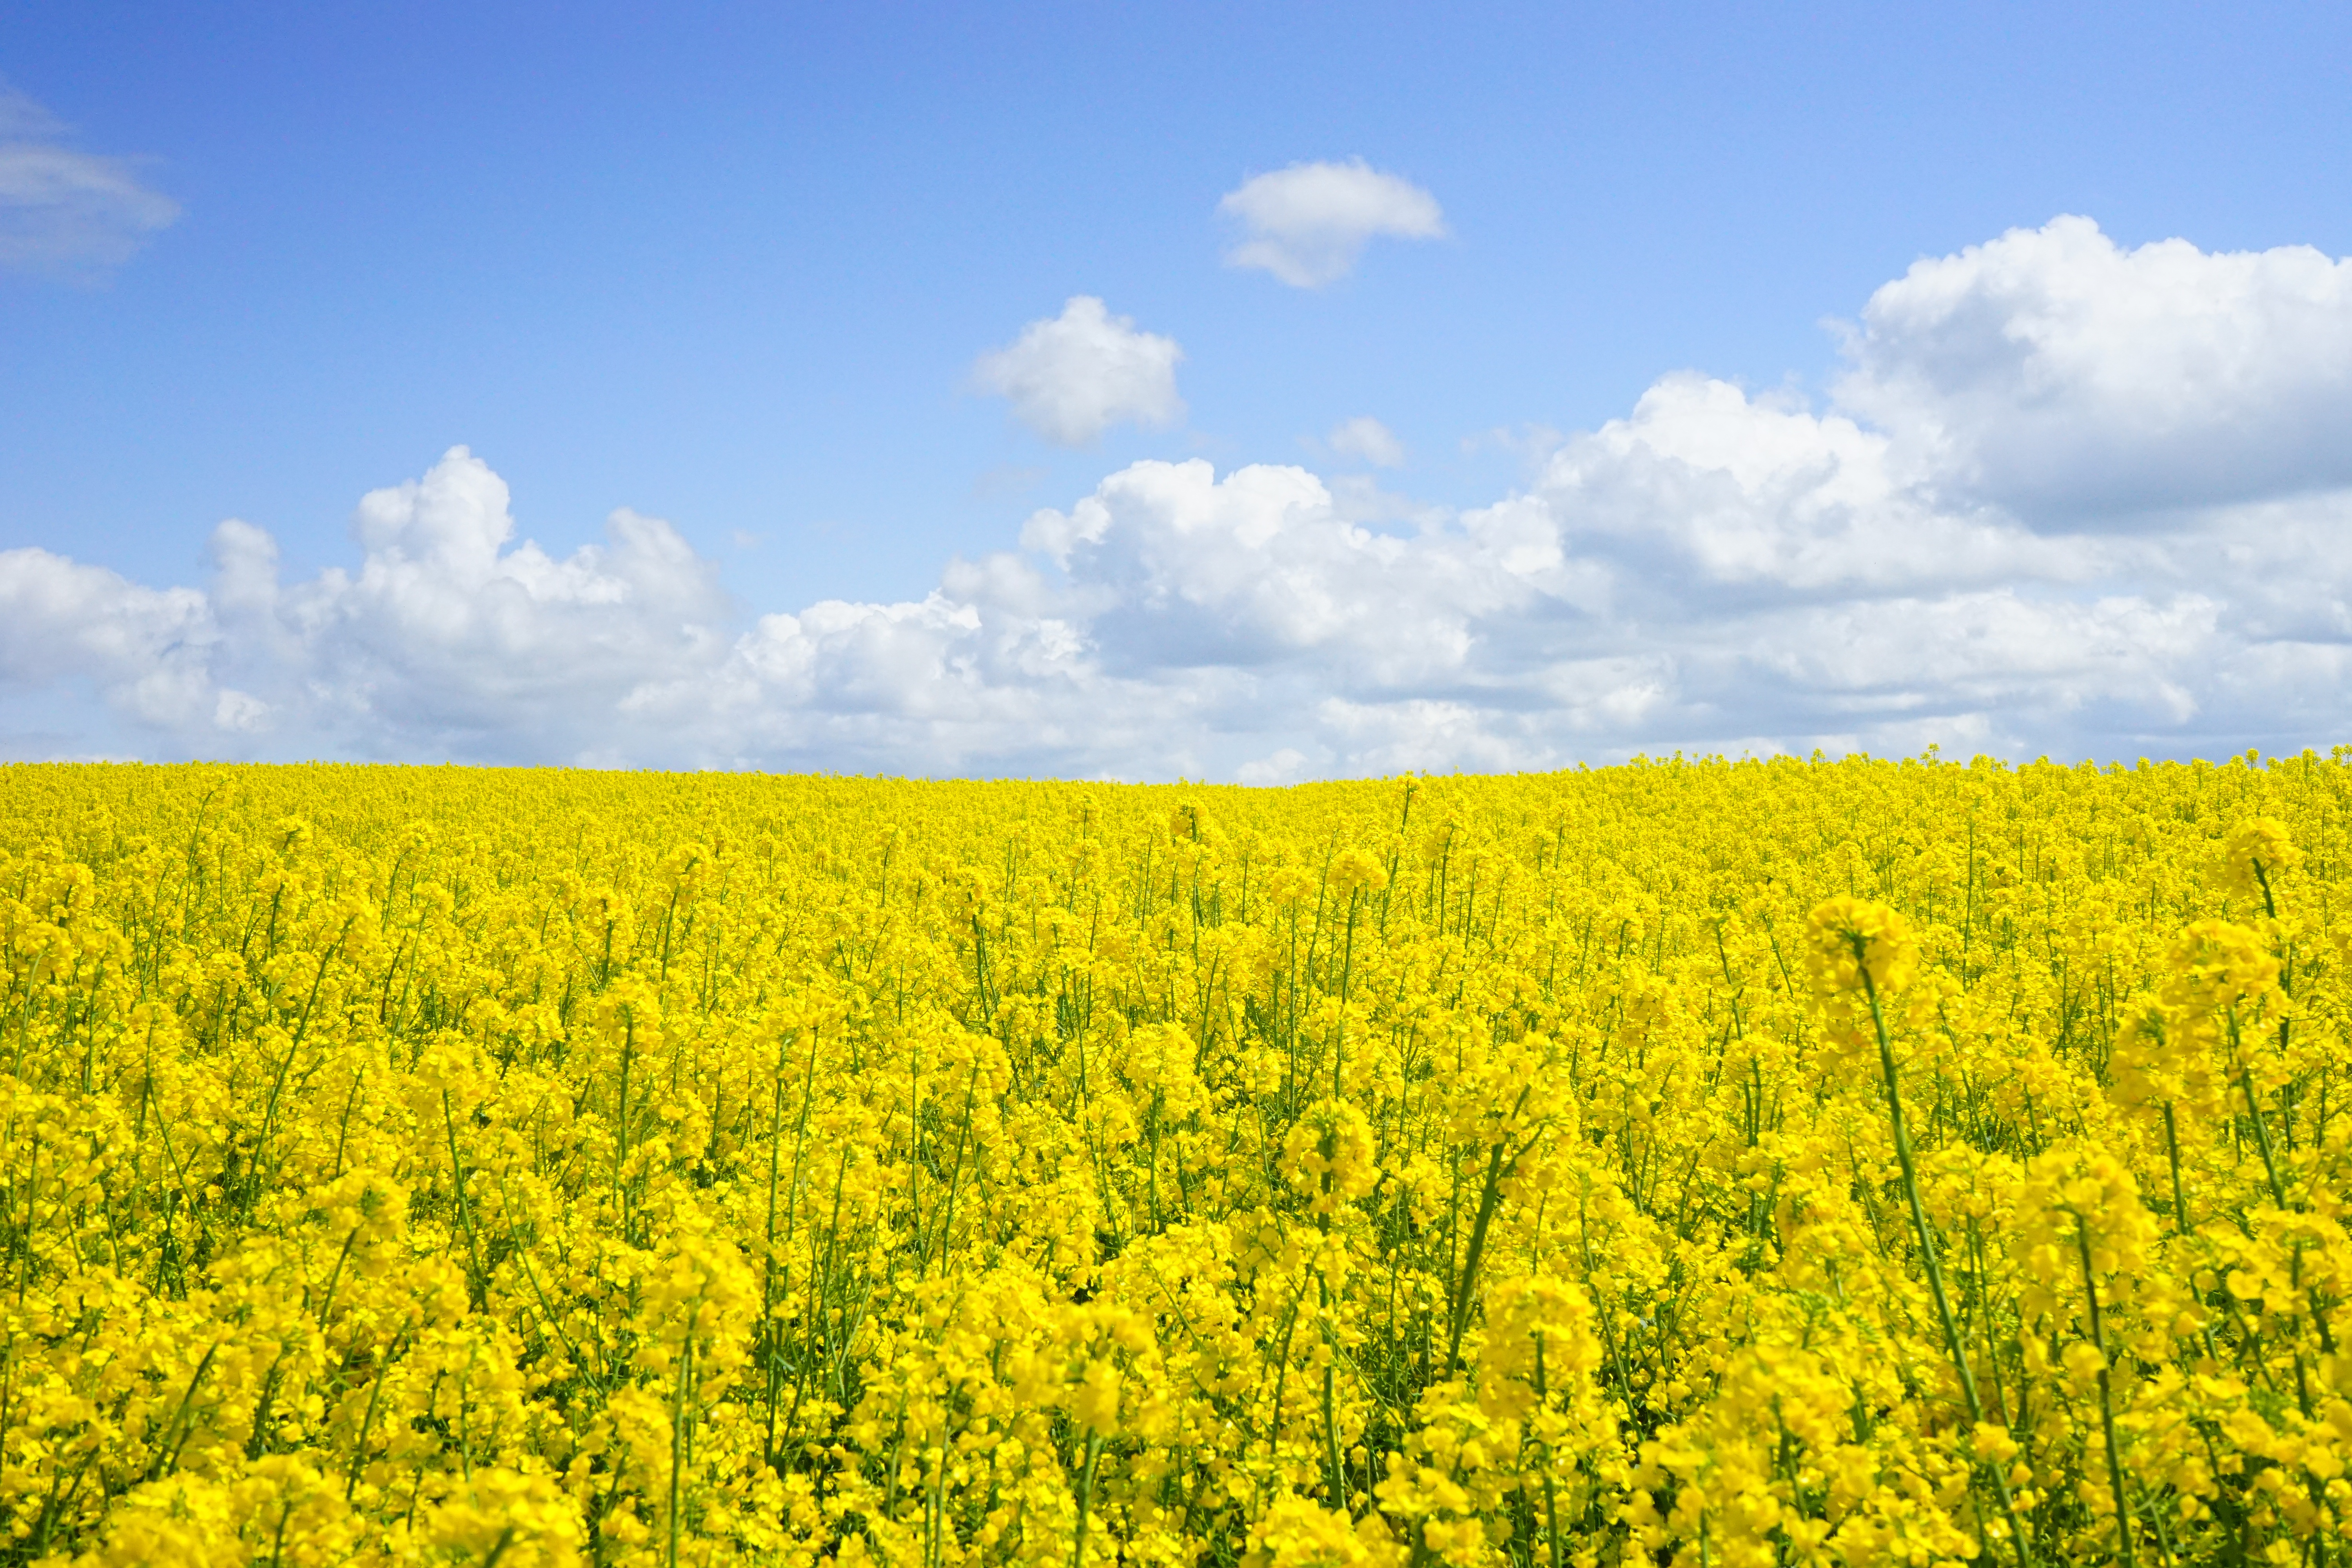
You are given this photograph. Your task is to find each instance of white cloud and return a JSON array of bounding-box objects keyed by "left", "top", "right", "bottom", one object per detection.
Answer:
[
  {"left": 1236, "top": 747, "right": 1309, "bottom": 786},
  {"left": 1219, "top": 159, "right": 1445, "bottom": 287},
  {"left": 9, "top": 218, "right": 2352, "bottom": 776},
  {"left": 0, "top": 86, "right": 180, "bottom": 275},
  {"left": 297, "top": 450, "right": 736, "bottom": 760},
  {"left": 1835, "top": 215, "right": 2352, "bottom": 519},
  {"left": 0, "top": 447, "right": 738, "bottom": 764},
  {"left": 972, "top": 296, "right": 1185, "bottom": 446},
  {"left": 1326, "top": 416, "right": 1405, "bottom": 468},
  {"left": 0, "top": 548, "right": 249, "bottom": 729},
  {"left": 1532, "top": 373, "right": 2105, "bottom": 594}
]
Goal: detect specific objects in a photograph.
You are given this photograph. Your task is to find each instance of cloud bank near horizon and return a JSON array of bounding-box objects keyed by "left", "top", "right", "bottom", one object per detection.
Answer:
[{"left": 7, "top": 216, "right": 2351, "bottom": 779}]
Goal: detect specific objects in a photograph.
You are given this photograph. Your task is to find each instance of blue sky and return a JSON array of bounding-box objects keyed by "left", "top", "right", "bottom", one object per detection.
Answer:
[{"left": 6, "top": 2, "right": 2352, "bottom": 774}]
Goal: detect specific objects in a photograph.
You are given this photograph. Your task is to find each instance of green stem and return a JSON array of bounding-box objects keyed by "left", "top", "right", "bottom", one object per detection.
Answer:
[
  {"left": 2070, "top": 1214, "right": 2137, "bottom": 1568},
  {"left": 1072, "top": 1430, "right": 1103, "bottom": 1568},
  {"left": 1320, "top": 1270, "right": 1346, "bottom": 1512},
  {"left": 669, "top": 1332, "right": 695, "bottom": 1568},
  {"left": 1536, "top": 1336, "right": 1563, "bottom": 1568},
  {"left": 1856, "top": 956, "right": 2032, "bottom": 1568}
]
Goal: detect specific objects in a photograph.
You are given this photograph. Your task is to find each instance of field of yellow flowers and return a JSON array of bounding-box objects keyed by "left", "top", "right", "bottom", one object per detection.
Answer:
[{"left": 2, "top": 756, "right": 2348, "bottom": 1568}]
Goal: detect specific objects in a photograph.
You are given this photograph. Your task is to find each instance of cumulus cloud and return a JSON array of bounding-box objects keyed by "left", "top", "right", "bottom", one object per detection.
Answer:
[
  {"left": 0, "top": 448, "right": 737, "bottom": 764},
  {"left": 0, "top": 548, "right": 251, "bottom": 731},
  {"left": 1836, "top": 215, "right": 2352, "bottom": 520},
  {"left": 1326, "top": 416, "right": 1405, "bottom": 468},
  {"left": 7, "top": 216, "right": 2352, "bottom": 777},
  {"left": 972, "top": 296, "right": 1185, "bottom": 446},
  {"left": 1219, "top": 159, "right": 1445, "bottom": 287},
  {"left": 0, "top": 85, "right": 180, "bottom": 276},
  {"left": 1531, "top": 373, "right": 2105, "bottom": 595}
]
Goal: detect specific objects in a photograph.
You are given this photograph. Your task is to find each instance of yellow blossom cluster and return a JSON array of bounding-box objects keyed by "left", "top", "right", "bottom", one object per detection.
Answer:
[{"left": 2, "top": 751, "right": 2350, "bottom": 1567}]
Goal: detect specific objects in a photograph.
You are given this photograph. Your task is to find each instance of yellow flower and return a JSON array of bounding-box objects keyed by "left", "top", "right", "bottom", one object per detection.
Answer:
[
  {"left": 2216, "top": 815, "right": 2300, "bottom": 905},
  {"left": 6, "top": 752, "right": 2349, "bottom": 1565},
  {"left": 1801, "top": 896, "right": 1919, "bottom": 998}
]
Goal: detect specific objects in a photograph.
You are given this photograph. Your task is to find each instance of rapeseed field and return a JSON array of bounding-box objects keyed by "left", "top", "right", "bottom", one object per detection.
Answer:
[{"left": 2, "top": 756, "right": 2348, "bottom": 1568}]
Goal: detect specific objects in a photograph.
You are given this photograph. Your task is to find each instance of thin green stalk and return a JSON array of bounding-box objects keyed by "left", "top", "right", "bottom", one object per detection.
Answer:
[
  {"left": 2069, "top": 1213, "right": 2137, "bottom": 1568},
  {"left": 442, "top": 1089, "right": 490, "bottom": 1310},
  {"left": 1856, "top": 956, "right": 2032, "bottom": 1568},
  {"left": 1320, "top": 1272, "right": 1346, "bottom": 1512},
  {"left": 1446, "top": 1141, "right": 1510, "bottom": 1375},
  {"left": 1333, "top": 889, "right": 1359, "bottom": 1099},
  {"left": 2226, "top": 1011, "right": 2290, "bottom": 1210},
  {"left": 2160, "top": 1103, "right": 2192, "bottom": 1233},
  {"left": 1073, "top": 1431, "right": 1104, "bottom": 1568},
  {"left": 1535, "top": 1336, "right": 1563, "bottom": 1568},
  {"left": 669, "top": 1332, "right": 696, "bottom": 1568}
]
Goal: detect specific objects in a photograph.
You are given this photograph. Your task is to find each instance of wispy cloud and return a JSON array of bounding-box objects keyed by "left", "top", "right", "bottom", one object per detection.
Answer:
[
  {"left": 0, "top": 85, "right": 180, "bottom": 278},
  {"left": 1325, "top": 416, "right": 1405, "bottom": 468}
]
